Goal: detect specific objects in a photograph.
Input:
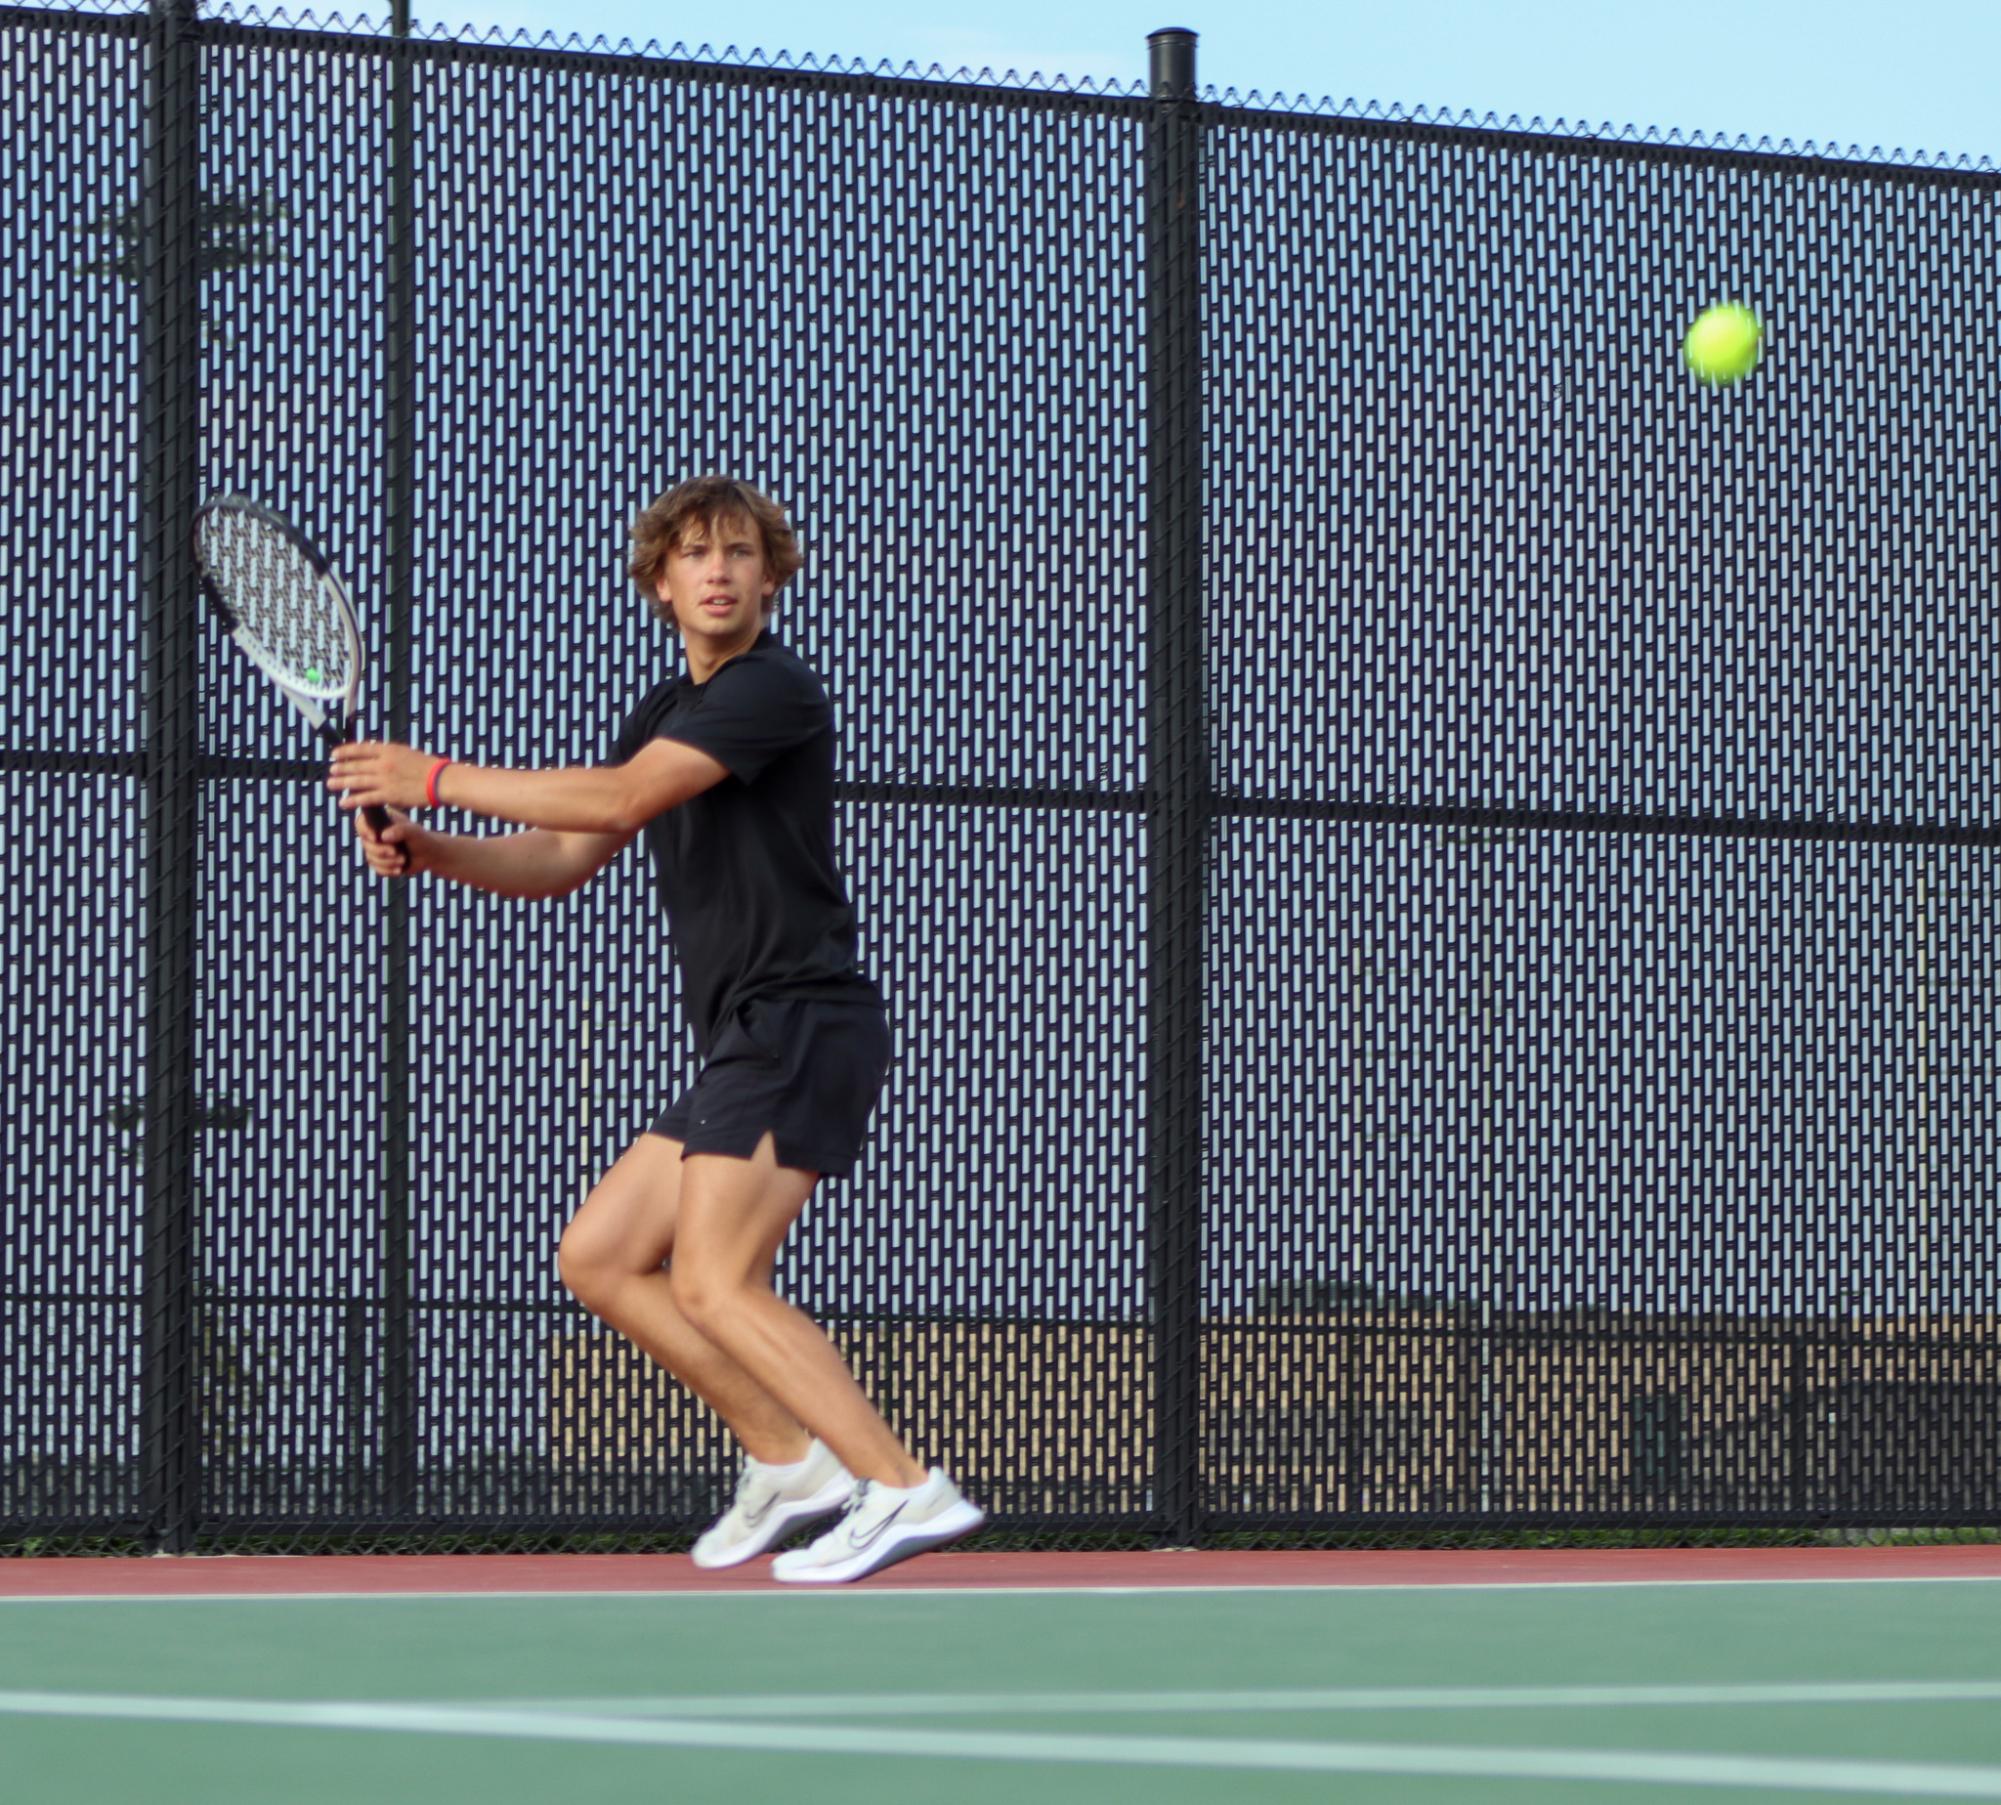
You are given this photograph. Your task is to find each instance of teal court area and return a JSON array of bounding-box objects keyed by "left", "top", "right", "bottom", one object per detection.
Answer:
[{"left": 5, "top": 1551, "right": 2000, "bottom": 1803}]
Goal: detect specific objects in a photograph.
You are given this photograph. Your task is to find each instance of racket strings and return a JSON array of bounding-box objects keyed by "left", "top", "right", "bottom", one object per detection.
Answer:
[{"left": 198, "top": 510, "right": 355, "bottom": 698}]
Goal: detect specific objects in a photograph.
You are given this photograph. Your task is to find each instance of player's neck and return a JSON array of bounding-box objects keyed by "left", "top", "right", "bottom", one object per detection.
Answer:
[{"left": 683, "top": 621, "right": 764, "bottom": 685}]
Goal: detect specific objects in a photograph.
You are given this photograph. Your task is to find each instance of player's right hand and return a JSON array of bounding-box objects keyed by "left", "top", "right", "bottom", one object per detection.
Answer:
[{"left": 357, "top": 804, "right": 426, "bottom": 879}]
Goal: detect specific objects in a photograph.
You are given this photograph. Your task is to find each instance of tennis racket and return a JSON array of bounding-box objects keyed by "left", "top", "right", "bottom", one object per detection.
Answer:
[{"left": 193, "top": 495, "right": 392, "bottom": 836}]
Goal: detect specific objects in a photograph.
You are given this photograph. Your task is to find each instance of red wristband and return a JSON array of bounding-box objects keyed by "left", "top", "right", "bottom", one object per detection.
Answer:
[{"left": 424, "top": 757, "right": 452, "bottom": 808}]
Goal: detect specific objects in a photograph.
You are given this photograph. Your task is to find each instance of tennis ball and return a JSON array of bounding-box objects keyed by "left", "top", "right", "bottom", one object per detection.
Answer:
[
  {"left": 305, "top": 666, "right": 323, "bottom": 683},
  {"left": 1683, "top": 303, "right": 1763, "bottom": 385}
]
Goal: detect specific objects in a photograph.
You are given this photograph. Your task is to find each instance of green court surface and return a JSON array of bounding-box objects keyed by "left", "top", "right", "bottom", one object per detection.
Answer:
[{"left": 6, "top": 1578, "right": 2000, "bottom": 1802}]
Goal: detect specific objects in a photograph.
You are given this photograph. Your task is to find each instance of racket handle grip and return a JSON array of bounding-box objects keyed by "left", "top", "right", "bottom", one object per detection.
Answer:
[
  {"left": 321, "top": 729, "right": 400, "bottom": 860},
  {"left": 360, "top": 803, "right": 410, "bottom": 876}
]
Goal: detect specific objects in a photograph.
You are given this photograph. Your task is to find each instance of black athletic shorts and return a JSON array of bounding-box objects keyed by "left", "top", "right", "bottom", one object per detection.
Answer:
[{"left": 648, "top": 994, "right": 892, "bottom": 1179}]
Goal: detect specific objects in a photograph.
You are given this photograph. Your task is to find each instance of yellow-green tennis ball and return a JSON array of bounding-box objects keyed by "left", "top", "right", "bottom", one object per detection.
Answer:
[{"left": 1683, "top": 303, "right": 1763, "bottom": 385}]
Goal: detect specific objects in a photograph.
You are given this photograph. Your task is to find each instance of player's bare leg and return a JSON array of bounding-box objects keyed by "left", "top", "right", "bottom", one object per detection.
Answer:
[
  {"left": 670, "top": 1132, "right": 927, "bottom": 1488},
  {"left": 672, "top": 1133, "right": 987, "bottom": 1581},
  {"left": 556, "top": 1134, "right": 806, "bottom": 1464}
]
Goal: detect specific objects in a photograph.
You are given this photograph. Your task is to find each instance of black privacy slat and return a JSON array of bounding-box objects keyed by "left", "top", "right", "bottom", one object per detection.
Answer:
[{"left": 3, "top": 5, "right": 1995, "bottom": 1551}]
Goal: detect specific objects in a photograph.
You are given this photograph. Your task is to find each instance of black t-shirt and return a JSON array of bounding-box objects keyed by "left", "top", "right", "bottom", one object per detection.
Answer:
[{"left": 609, "top": 630, "right": 880, "bottom": 1057}]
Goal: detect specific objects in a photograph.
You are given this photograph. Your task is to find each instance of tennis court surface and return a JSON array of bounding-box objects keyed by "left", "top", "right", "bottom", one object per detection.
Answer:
[{"left": 6, "top": 1546, "right": 2000, "bottom": 1802}]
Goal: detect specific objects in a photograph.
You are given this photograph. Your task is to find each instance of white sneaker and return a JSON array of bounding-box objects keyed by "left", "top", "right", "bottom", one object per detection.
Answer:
[
  {"left": 691, "top": 1440, "right": 854, "bottom": 1570},
  {"left": 769, "top": 1468, "right": 985, "bottom": 1584}
]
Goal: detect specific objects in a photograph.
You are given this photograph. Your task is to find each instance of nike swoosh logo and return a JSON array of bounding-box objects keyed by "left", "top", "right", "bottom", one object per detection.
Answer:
[
  {"left": 850, "top": 1501, "right": 907, "bottom": 1550},
  {"left": 742, "top": 1494, "right": 775, "bottom": 1528}
]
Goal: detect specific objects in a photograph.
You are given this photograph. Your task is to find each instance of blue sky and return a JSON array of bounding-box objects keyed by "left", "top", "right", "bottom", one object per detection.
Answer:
[{"left": 388, "top": 0, "right": 2000, "bottom": 167}]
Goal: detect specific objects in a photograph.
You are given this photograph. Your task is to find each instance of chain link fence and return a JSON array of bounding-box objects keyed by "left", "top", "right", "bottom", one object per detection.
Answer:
[{"left": 4, "top": 2, "right": 1998, "bottom": 1552}]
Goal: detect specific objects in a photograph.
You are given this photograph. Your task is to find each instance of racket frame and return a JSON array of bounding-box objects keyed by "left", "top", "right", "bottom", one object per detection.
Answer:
[{"left": 193, "top": 495, "right": 391, "bottom": 830}]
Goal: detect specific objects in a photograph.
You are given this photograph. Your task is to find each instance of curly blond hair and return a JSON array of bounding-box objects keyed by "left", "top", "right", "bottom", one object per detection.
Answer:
[{"left": 627, "top": 476, "right": 802, "bottom": 632}]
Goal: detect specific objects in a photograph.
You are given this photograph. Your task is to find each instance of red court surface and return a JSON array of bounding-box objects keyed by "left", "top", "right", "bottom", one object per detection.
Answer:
[{"left": 4, "top": 1544, "right": 1998, "bottom": 1597}]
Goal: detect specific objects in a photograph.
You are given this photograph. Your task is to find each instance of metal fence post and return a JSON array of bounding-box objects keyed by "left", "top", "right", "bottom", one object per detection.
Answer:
[
  {"left": 138, "top": 0, "right": 205, "bottom": 1553},
  {"left": 379, "top": 0, "right": 419, "bottom": 1521},
  {"left": 1143, "top": 25, "right": 1205, "bottom": 1545}
]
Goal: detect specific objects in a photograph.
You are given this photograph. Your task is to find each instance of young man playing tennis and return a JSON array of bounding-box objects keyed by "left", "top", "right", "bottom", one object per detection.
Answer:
[{"left": 328, "top": 475, "right": 983, "bottom": 1582}]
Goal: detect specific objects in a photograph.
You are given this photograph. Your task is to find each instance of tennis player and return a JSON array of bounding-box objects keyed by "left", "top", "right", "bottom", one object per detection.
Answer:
[{"left": 328, "top": 475, "right": 983, "bottom": 1582}]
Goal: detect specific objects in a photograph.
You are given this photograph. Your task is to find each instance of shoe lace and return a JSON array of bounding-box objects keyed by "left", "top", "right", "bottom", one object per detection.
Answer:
[
  {"left": 732, "top": 1457, "right": 780, "bottom": 1517},
  {"left": 814, "top": 1479, "right": 881, "bottom": 1547},
  {"left": 836, "top": 1480, "right": 874, "bottom": 1523}
]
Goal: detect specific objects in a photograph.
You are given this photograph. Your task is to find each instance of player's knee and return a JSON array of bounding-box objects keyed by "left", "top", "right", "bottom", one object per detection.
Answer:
[{"left": 666, "top": 1261, "right": 732, "bottom": 1333}]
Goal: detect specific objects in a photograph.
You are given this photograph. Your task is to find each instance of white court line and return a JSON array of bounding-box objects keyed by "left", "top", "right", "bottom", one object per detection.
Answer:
[
  {"left": 487, "top": 1679, "right": 2001, "bottom": 1719},
  {"left": 5, "top": 1573, "right": 2000, "bottom": 1604},
  {"left": 4, "top": 1690, "right": 2001, "bottom": 1797}
]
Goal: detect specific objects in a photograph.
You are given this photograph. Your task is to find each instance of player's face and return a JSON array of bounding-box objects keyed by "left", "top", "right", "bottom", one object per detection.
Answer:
[{"left": 657, "top": 514, "right": 776, "bottom": 645}]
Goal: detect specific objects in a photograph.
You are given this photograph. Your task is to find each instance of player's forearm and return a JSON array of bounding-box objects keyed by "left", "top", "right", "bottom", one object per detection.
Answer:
[
  {"left": 433, "top": 762, "right": 635, "bottom": 833},
  {"left": 422, "top": 828, "right": 595, "bottom": 899}
]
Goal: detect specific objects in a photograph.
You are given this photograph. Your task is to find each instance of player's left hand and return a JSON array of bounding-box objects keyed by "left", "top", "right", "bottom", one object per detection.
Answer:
[{"left": 327, "top": 741, "right": 438, "bottom": 812}]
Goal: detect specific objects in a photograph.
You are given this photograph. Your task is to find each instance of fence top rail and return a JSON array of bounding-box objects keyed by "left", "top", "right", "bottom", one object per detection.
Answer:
[
  {"left": 0, "top": 0, "right": 1153, "bottom": 117},
  {"left": 6, "top": 0, "right": 1996, "bottom": 181},
  {"left": 1199, "top": 94, "right": 2001, "bottom": 192}
]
